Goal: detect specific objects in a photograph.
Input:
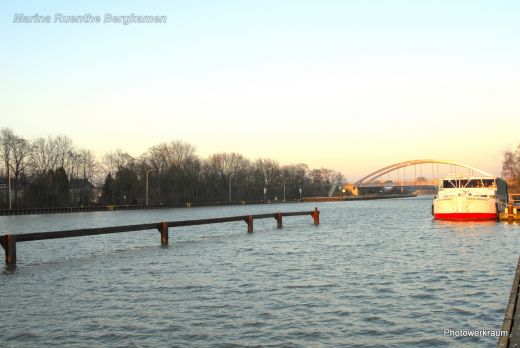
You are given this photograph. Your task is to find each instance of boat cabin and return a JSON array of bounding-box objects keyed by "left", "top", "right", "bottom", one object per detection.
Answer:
[
  {"left": 440, "top": 178, "right": 496, "bottom": 189},
  {"left": 438, "top": 176, "right": 508, "bottom": 201}
]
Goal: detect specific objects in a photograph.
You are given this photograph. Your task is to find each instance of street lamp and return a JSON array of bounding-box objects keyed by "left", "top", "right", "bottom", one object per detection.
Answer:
[
  {"left": 7, "top": 164, "right": 11, "bottom": 210},
  {"left": 229, "top": 173, "right": 235, "bottom": 202},
  {"left": 146, "top": 169, "right": 155, "bottom": 206},
  {"left": 283, "top": 177, "right": 290, "bottom": 202}
]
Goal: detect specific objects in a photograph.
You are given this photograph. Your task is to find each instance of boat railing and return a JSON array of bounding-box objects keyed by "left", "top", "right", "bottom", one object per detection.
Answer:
[{"left": 510, "top": 194, "right": 520, "bottom": 206}]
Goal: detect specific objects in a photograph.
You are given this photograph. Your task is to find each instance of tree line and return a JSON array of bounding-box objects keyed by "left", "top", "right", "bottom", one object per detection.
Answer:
[
  {"left": 0, "top": 128, "right": 345, "bottom": 209},
  {"left": 502, "top": 144, "right": 520, "bottom": 193}
]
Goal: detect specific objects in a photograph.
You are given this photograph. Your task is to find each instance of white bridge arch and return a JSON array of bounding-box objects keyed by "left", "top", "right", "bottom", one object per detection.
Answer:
[{"left": 354, "top": 159, "right": 494, "bottom": 187}]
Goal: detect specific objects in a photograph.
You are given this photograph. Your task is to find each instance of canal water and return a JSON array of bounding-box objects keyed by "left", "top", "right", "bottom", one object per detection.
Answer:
[{"left": 0, "top": 197, "right": 518, "bottom": 347}]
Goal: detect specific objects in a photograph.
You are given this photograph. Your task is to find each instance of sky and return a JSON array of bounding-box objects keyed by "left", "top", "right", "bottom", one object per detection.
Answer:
[{"left": 1, "top": 1, "right": 519, "bottom": 180}]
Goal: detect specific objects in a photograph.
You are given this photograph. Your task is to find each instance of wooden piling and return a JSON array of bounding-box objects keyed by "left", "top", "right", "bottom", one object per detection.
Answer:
[
  {"left": 159, "top": 222, "right": 168, "bottom": 246},
  {"left": 4, "top": 235, "right": 16, "bottom": 264},
  {"left": 246, "top": 215, "right": 253, "bottom": 233},
  {"left": 276, "top": 212, "right": 283, "bottom": 229},
  {"left": 312, "top": 207, "right": 320, "bottom": 225}
]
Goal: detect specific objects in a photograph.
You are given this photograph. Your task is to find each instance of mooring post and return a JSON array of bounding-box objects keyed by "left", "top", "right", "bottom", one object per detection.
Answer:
[
  {"left": 4, "top": 235, "right": 16, "bottom": 264},
  {"left": 246, "top": 215, "right": 253, "bottom": 233},
  {"left": 312, "top": 207, "right": 320, "bottom": 225},
  {"left": 159, "top": 222, "right": 169, "bottom": 246},
  {"left": 508, "top": 203, "right": 514, "bottom": 223},
  {"left": 276, "top": 212, "right": 283, "bottom": 229}
]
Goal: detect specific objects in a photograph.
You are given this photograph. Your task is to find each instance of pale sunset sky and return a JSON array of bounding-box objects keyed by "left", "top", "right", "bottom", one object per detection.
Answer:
[{"left": 1, "top": 1, "right": 519, "bottom": 180}]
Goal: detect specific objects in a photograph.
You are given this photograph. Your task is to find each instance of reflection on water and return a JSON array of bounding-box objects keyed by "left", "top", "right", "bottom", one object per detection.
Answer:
[
  {"left": 0, "top": 199, "right": 518, "bottom": 347},
  {"left": 435, "top": 219, "right": 498, "bottom": 236}
]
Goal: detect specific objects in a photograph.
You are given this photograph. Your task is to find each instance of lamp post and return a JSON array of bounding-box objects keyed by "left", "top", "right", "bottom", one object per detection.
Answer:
[
  {"left": 146, "top": 169, "right": 155, "bottom": 206},
  {"left": 283, "top": 177, "right": 288, "bottom": 202},
  {"left": 7, "top": 164, "right": 11, "bottom": 210},
  {"left": 229, "top": 173, "right": 235, "bottom": 202}
]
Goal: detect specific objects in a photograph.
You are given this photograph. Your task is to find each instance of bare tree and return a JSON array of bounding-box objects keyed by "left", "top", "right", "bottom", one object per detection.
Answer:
[
  {"left": 206, "top": 153, "right": 250, "bottom": 176},
  {"left": 10, "top": 135, "right": 31, "bottom": 205},
  {"left": 253, "top": 159, "right": 282, "bottom": 200},
  {"left": 29, "top": 136, "right": 60, "bottom": 175},
  {"left": 75, "top": 149, "right": 100, "bottom": 203},
  {"left": 54, "top": 135, "right": 74, "bottom": 169},
  {"left": 1, "top": 127, "right": 352, "bottom": 207},
  {"left": 103, "top": 149, "right": 135, "bottom": 176},
  {"left": 78, "top": 149, "right": 97, "bottom": 182},
  {"left": 254, "top": 158, "right": 281, "bottom": 186},
  {"left": 203, "top": 153, "right": 251, "bottom": 201},
  {"left": 503, "top": 145, "right": 520, "bottom": 192},
  {"left": 147, "top": 141, "right": 196, "bottom": 172},
  {"left": 0, "top": 128, "right": 15, "bottom": 208},
  {"left": 0, "top": 128, "right": 14, "bottom": 166}
]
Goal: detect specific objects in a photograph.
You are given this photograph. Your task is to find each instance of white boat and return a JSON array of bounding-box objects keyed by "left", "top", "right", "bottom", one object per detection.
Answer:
[{"left": 432, "top": 175, "right": 509, "bottom": 220}]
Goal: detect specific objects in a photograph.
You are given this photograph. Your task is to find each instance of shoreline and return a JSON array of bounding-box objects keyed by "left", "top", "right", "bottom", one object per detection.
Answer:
[{"left": 0, "top": 194, "right": 418, "bottom": 216}]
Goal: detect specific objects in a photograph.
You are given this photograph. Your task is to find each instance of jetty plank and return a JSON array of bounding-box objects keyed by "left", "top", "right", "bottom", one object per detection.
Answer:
[{"left": 15, "top": 223, "right": 160, "bottom": 242}]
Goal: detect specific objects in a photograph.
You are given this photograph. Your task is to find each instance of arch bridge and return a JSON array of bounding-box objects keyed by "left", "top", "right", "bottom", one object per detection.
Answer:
[{"left": 346, "top": 159, "right": 494, "bottom": 196}]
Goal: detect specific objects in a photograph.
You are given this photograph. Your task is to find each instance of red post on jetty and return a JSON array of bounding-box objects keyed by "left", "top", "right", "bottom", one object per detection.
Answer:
[
  {"left": 246, "top": 215, "right": 253, "bottom": 233},
  {"left": 3, "top": 235, "right": 16, "bottom": 263},
  {"left": 159, "top": 222, "right": 169, "bottom": 246},
  {"left": 276, "top": 212, "right": 283, "bottom": 229},
  {"left": 312, "top": 207, "right": 320, "bottom": 225}
]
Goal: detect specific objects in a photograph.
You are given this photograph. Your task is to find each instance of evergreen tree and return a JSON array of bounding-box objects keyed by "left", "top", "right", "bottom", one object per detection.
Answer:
[
  {"left": 100, "top": 173, "right": 114, "bottom": 205},
  {"left": 113, "top": 168, "right": 140, "bottom": 205},
  {"left": 53, "top": 167, "right": 70, "bottom": 206}
]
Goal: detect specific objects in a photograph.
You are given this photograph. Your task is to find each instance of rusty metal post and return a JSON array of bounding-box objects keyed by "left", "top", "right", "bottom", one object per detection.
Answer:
[
  {"left": 312, "top": 207, "right": 320, "bottom": 225},
  {"left": 276, "top": 212, "right": 282, "bottom": 229},
  {"left": 508, "top": 204, "right": 514, "bottom": 223},
  {"left": 246, "top": 215, "right": 253, "bottom": 233},
  {"left": 4, "top": 235, "right": 16, "bottom": 264},
  {"left": 159, "top": 222, "right": 169, "bottom": 246}
]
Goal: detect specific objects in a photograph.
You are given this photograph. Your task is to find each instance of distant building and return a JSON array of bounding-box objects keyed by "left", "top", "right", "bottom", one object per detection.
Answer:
[{"left": 69, "top": 178, "right": 100, "bottom": 204}]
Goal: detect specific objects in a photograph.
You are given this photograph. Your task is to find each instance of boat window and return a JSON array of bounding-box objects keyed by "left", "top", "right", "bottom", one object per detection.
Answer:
[
  {"left": 441, "top": 179, "right": 495, "bottom": 188},
  {"left": 483, "top": 179, "right": 495, "bottom": 187},
  {"left": 466, "top": 179, "right": 484, "bottom": 188},
  {"left": 442, "top": 180, "right": 456, "bottom": 188}
]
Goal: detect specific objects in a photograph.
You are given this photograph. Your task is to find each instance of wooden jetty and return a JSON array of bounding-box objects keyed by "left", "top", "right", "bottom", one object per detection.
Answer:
[
  {"left": 498, "top": 257, "right": 520, "bottom": 347},
  {"left": 0, "top": 208, "right": 320, "bottom": 265},
  {"left": 499, "top": 204, "right": 520, "bottom": 222}
]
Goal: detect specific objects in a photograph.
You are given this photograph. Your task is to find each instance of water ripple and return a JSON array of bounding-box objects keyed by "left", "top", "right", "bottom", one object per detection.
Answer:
[{"left": 0, "top": 199, "right": 517, "bottom": 347}]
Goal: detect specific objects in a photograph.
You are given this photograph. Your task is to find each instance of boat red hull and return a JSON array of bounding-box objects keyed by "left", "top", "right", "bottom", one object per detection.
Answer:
[{"left": 434, "top": 212, "right": 497, "bottom": 220}]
